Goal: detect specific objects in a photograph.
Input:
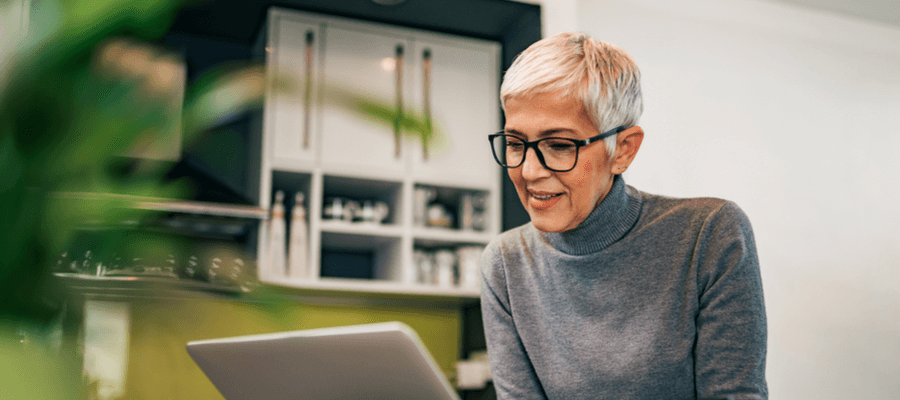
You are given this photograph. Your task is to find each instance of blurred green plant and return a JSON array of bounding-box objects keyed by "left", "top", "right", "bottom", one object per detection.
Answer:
[
  {"left": 2, "top": 0, "right": 178, "bottom": 324},
  {"left": 1, "top": 0, "right": 444, "bottom": 397},
  {"left": 0, "top": 0, "right": 267, "bottom": 396}
]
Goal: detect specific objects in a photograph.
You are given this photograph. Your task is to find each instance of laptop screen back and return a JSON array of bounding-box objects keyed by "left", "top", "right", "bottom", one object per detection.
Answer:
[{"left": 186, "top": 322, "right": 460, "bottom": 400}]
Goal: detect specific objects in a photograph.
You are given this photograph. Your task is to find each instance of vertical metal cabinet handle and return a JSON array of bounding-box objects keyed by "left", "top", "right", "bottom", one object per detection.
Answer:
[
  {"left": 421, "top": 48, "right": 432, "bottom": 161},
  {"left": 303, "top": 30, "right": 314, "bottom": 149},
  {"left": 394, "top": 44, "right": 404, "bottom": 159}
]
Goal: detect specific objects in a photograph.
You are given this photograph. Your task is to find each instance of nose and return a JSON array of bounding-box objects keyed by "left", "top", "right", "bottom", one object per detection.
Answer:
[{"left": 520, "top": 147, "right": 551, "bottom": 180}]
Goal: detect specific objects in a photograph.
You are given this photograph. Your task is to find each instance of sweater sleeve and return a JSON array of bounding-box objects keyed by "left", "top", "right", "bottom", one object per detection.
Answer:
[
  {"left": 693, "top": 201, "right": 768, "bottom": 400},
  {"left": 480, "top": 239, "right": 548, "bottom": 400}
]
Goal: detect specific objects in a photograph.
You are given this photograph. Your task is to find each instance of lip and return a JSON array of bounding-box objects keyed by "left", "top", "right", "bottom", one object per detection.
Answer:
[{"left": 527, "top": 190, "right": 563, "bottom": 211}]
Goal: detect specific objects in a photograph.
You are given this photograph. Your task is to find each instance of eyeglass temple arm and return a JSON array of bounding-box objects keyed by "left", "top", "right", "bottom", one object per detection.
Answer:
[{"left": 583, "top": 125, "right": 628, "bottom": 145}]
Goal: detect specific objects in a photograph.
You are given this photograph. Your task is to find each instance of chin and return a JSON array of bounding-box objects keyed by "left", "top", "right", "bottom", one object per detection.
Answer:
[{"left": 529, "top": 215, "right": 568, "bottom": 233}]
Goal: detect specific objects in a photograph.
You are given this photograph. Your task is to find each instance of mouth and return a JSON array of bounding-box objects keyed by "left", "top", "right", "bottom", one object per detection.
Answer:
[
  {"left": 526, "top": 190, "right": 564, "bottom": 210},
  {"left": 531, "top": 192, "right": 562, "bottom": 200}
]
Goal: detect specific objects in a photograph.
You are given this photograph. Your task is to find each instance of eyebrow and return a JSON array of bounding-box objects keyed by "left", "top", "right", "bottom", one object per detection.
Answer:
[{"left": 504, "top": 128, "right": 577, "bottom": 138}]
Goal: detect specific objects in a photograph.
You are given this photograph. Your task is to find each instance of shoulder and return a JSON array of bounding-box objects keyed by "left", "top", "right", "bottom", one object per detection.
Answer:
[
  {"left": 635, "top": 189, "right": 752, "bottom": 232},
  {"left": 632, "top": 190, "right": 760, "bottom": 288},
  {"left": 482, "top": 222, "right": 538, "bottom": 270},
  {"left": 626, "top": 188, "right": 757, "bottom": 260},
  {"left": 480, "top": 222, "right": 543, "bottom": 293}
]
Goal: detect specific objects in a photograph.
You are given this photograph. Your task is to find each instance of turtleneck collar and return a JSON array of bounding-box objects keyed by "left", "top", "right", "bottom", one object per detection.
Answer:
[{"left": 541, "top": 175, "right": 643, "bottom": 255}]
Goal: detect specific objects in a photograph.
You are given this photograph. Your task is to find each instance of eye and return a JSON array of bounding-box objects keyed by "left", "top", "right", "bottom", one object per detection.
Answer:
[
  {"left": 544, "top": 139, "right": 576, "bottom": 152},
  {"left": 506, "top": 139, "right": 524, "bottom": 150}
]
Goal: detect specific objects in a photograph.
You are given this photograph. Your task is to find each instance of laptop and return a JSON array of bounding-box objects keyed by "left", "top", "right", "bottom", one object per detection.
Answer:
[{"left": 186, "top": 321, "right": 461, "bottom": 400}]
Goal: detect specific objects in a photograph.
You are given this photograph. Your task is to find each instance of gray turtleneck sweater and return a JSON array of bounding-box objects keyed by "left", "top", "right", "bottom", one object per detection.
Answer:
[{"left": 480, "top": 176, "right": 767, "bottom": 400}]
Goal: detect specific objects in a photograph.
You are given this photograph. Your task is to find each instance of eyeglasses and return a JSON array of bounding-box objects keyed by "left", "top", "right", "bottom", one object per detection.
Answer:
[{"left": 488, "top": 126, "right": 627, "bottom": 172}]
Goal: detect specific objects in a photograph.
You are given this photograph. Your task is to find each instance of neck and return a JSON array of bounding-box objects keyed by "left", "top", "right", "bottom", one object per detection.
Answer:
[{"left": 542, "top": 175, "right": 642, "bottom": 255}]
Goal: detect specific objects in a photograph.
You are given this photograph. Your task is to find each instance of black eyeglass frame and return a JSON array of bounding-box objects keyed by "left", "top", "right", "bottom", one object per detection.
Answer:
[{"left": 488, "top": 125, "right": 628, "bottom": 172}]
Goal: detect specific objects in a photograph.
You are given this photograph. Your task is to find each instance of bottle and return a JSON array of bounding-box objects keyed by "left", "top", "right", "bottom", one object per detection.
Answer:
[
  {"left": 457, "top": 245, "right": 484, "bottom": 290},
  {"left": 459, "top": 192, "right": 475, "bottom": 230},
  {"left": 288, "top": 192, "right": 309, "bottom": 280},
  {"left": 435, "top": 249, "right": 456, "bottom": 288},
  {"left": 268, "top": 190, "right": 287, "bottom": 278}
]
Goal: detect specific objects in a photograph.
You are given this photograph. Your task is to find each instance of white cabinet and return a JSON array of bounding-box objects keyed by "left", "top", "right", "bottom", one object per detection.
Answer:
[
  {"left": 264, "top": 14, "right": 320, "bottom": 169},
  {"left": 408, "top": 35, "right": 501, "bottom": 190},
  {"left": 319, "top": 23, "right": 411, "bottom": 178},
  {"left": 255, "top": 8, "right": 501, "bottom": 298}
]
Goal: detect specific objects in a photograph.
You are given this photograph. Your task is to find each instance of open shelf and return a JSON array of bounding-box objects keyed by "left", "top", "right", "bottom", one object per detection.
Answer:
[
  {"left": 54, "top": 272, "right": 246, "bottom": 297},
  {"left": 319, "top": 219, "right": 404, "bottom": 237},
  {"left": 263, "top": 276, "right": 480, "bottom": 299},
  {"left": 412, "top": 227, "right": 493, "bottom": 246},
  {"left": 57, "top": 272, "right": 480, "bottom": 303},
  {"left": 54, "top": 192, "right": 268, "bottom": 219}
]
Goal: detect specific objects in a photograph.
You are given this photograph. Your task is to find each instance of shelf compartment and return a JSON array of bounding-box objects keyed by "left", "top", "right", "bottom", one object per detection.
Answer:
[
  {"left": 413, "top": 184, "right": 490, "bottom": 232},
  {"left": 319, "top": 231, "right": 403, "bottom": 282},
  {"left": 271, "top": 170, "right": 313, "bottom": 210},
  {"left": 411, "top": 242, "right": 485, "bottom": 293},
  {"left": 268, "top": 170, "right": 313, "bottom": 279},
  {"left": 322, "top": 175, "right": 402, "bottom": 225}
]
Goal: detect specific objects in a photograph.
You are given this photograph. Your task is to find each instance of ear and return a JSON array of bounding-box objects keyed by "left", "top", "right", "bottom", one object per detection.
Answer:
[{"left": 611, "top": 126, "right": 643, "bottom": 175}]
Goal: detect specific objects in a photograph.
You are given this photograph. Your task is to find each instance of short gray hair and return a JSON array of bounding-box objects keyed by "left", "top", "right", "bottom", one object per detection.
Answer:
[{"left": 500, "top": 32, "right": 643, "bottom": 156}]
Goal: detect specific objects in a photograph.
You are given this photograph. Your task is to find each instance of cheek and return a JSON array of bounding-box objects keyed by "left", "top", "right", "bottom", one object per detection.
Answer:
[
  {"left": 569, "top": 158, "right": 606, "bottom": 205},
  {"left": 568, "top": 159, "right": 594, "bottom": 191},
  {"left": 577, "top": 159, "right": 593, "bottom": 182}
]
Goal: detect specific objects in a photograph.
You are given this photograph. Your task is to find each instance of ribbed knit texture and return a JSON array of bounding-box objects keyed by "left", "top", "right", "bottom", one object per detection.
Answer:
[
  {"left": 481, "top": 176, "right": 767, "bottom": 400},
  {"left": 542, "top": 174, "right": 643, "bottom": 255}
]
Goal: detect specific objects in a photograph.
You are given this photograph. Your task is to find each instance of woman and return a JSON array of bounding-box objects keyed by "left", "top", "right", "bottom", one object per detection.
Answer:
[{"left": 481, "top": 32, "right": 767, "bottom": 400}]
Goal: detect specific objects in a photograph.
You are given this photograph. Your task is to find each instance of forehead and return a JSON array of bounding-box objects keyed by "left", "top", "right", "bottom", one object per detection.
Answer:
[{"left": 503, "top": 92, "right": 596, "bottom": 138}]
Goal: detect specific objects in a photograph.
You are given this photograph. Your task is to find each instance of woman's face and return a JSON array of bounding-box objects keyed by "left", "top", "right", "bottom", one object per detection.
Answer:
[{"left": 504, "top": 91, "right": 617, "bottom": 233}]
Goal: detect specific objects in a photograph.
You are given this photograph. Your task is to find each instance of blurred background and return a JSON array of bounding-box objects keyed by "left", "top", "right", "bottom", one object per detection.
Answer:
[{"left": 1, "top": 0, "right": 898, "bottom": 399}]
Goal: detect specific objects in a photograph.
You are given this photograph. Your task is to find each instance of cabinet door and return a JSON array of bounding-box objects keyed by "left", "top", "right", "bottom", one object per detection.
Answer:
[
  {"left": 409, "top": 37, "right": 501, "bottom": 189},
  {"left": 319, "top": 24, "right": 411, "bottom": 178},
  {"left": 267, "top": 16, "right": 320, "bottom": 168}
]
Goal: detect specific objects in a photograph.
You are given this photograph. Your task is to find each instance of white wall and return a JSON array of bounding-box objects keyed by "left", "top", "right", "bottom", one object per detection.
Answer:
[
  {"left": 531, "top": 0, "right": 900, "bottom": 398},
  {"left": 518, "top": 0, "right": 578, "bottom": 36}
]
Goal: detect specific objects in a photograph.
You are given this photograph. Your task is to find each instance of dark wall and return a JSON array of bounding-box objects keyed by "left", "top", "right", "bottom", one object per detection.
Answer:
[{"left": 158, "top": 33, "right": 256, "bottom": 203}]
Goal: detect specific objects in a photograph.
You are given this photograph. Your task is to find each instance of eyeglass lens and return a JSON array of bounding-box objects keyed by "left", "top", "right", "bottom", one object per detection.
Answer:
[{"left": 490, "top": 135, "right": 579, "bottom": 171}]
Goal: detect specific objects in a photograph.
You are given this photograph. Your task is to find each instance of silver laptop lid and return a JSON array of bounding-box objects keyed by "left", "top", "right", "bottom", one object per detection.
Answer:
[{"left": 186, "top": 321, "right": 460, "bottom": 400}]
